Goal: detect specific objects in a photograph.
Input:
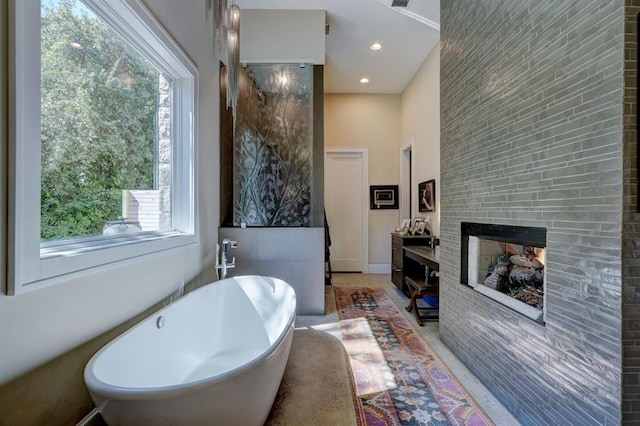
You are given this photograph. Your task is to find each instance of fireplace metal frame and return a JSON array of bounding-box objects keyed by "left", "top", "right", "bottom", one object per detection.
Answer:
[
  {"left": 460, "top": 222, "right": 547, "bottom": 286},
  {"left": 461, "top": 222, "right": 548, "bottom": 323}
]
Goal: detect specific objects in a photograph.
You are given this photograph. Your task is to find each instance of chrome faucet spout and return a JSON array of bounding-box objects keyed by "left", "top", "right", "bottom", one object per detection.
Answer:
[
  {"left": 216, "top": 239, "right": 238, "bottom": 279},
  {"left": 222, "top": 238, "right": 238, "bottom": 250}
]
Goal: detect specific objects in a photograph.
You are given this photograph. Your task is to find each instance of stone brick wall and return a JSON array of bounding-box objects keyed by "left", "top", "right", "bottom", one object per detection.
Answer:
[
  {"left": 158, "top": 73, "right": 171, "bottom": 229},
  {"left": 440, "top": 1, "right": 624, "bottom": 424},
  {"left": 623, "top": 1, "right": 640, "bottom": 423}
]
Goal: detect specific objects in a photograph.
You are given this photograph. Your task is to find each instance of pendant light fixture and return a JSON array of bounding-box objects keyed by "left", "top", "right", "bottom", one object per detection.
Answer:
[
  {"left": 227, "top": 2, "right": 240, "bottom": 127},
  {"left": 208, "top": 0, "right": 240, "bottom": 128}
]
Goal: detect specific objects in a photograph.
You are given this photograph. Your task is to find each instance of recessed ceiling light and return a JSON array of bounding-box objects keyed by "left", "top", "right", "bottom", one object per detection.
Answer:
[
  {"left": 360, "top": 77, "right": 370, "bottom": 84},
  {"left": 370, "top": 43, "right": 382, "bottom": 51}
]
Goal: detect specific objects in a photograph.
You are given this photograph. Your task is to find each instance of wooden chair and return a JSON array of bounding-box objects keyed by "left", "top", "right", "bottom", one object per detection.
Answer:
[{"left": 404, "top": 275, "right": 438, "bottom": 326}]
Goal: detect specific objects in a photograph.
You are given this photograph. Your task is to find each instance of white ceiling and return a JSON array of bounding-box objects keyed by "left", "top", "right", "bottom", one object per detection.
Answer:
[{"left": 234, "top": 0, "right": 441, "bottom": 94}]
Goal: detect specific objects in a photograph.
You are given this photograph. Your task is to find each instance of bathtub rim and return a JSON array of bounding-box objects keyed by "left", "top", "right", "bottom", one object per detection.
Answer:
[{"left": 83, "top": 276, "right": 296, "bottom": 401}]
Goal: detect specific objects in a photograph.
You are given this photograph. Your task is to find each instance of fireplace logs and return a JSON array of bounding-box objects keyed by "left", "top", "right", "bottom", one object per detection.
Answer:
[
  {"left": 483, "top": 246, "right": 544, "bottom": 309},
  {"left": 510, "top": 286, "right": 544, "bottom": 309},
  {"left": 483, "top": 254, "right": 511, "bottom": 292}
]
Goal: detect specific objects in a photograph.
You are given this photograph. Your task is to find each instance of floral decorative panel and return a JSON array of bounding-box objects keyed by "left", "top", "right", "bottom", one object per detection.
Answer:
[{"left": 233, "top": 64, "right": 313, "bottom": 226}]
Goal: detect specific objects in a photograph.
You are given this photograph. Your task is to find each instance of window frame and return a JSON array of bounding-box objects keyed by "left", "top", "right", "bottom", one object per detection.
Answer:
[{"left": 8, "top": 0, "right": 198, "bottom": 295}]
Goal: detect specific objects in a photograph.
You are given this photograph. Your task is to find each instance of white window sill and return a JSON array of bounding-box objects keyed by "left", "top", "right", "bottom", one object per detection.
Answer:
[
  {"left": 40, "top": 231, "right": 189, "bottom": 259},
  {"left": 11, "top": 232, "right": 197, "bottom": 295}
]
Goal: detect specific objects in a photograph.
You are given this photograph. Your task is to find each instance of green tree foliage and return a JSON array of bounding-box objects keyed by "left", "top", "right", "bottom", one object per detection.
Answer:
[{"left": 40, "top": 0, "right": 159, "bottom": 241}]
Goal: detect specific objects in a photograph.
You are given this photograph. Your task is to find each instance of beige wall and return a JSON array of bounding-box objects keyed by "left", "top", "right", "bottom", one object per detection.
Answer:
[
  {"left": 323, "top": 45, "right": 440, "bottom": 269},
  {"left": 324, "top": 94, "right": 401, "bottom": 267},
  {"left": 0, "top": 0, "right": 220, "bottom": 423},
  {"left": 400, "top": 43, "right": 440, "bottom": 236},
  {"left": 241, "top": 9, "right": 325, "bottom": 64}
]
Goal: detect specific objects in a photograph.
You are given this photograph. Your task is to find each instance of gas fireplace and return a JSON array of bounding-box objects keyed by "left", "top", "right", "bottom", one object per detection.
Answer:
[{"left": 461, "top": 222, "right": 547, "bottom": 323}]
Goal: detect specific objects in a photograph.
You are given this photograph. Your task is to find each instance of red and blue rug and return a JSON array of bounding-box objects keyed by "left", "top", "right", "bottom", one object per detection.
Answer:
[{"left": 335, "top": 286, "right": 495, "bottom": 426}]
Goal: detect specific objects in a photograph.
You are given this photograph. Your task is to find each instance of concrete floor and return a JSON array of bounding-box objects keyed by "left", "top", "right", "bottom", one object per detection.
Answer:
[{"left": 296, "top": 272, "right": 520, "bottom": 426}]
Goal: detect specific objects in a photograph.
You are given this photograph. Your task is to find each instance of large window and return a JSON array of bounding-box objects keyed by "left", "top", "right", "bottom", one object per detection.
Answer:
[
  {"left": 9, "top": 0, "right": 197, "bottom": 294},
  {"left": 41, "top": 0, "right": 169, "bottom": 241}
]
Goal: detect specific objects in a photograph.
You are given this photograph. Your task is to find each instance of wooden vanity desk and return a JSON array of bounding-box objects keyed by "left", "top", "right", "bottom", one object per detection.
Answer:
[
  {"left": 390, "top": 232, "right": 432, "bottom": 294},
  {"left": 402, "top": 245, "right": 440, "bottom": 326}
]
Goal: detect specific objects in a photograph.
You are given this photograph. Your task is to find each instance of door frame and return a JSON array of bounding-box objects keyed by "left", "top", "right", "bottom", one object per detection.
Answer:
[
  {"left": 324, "top": 146, "right": 369, "bottom": 273},
  {"left": 400, "top": 138, "right": 415, "bottom": 221}
]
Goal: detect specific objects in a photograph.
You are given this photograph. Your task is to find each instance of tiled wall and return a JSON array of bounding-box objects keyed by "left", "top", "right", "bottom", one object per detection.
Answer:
[
  {"left": 623, "top": 1, "right": 640, "bottom": 423},
  {"left": 218, "top": 227, "right": 325, "bottom": 315},
  {"left": 440, "top": 1, "right": 624, "bottom": 424}
]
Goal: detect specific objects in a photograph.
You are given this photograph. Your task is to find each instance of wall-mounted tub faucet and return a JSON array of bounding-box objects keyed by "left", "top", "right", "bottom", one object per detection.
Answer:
[{"left": 216, "top": 239, "right": 237, "bottom": 279}]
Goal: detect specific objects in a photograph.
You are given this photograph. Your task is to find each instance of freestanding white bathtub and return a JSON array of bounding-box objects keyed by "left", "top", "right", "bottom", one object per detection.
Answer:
[{"left": 84, "top": 275, "right": 296, "bottom": 426}]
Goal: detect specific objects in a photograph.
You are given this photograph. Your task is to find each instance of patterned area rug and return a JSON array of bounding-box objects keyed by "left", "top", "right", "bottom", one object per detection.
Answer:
[{"left": 335, "top": 286, "right": 495, "bottom": 426}]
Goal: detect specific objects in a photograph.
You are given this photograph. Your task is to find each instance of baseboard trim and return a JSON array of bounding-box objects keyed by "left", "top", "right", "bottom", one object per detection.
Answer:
[{"left": 368, "top": 264, "right": 390, "bottom": 274}]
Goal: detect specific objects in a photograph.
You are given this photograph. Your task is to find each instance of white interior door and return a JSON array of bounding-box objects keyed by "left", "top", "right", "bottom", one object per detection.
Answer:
[
  {"left": 400, "top": 139, "right": 414, "bottom": 220},
  {"left": 325, "top": 149, "right": 365, "bottom": 272}
]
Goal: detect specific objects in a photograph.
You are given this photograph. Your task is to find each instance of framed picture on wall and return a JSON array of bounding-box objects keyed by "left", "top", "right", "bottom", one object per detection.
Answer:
[
  {"left": 370, "top": 185, "right": 399, "bottom": 209},
  {"left": 418, "top": 179, "right": 436, "bottom": 213}
]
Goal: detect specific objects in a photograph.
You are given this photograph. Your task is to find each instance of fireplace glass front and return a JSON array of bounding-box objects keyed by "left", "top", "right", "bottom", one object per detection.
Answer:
[{"left": 461, "top": 222, "right": 547, "bottom": 323}]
